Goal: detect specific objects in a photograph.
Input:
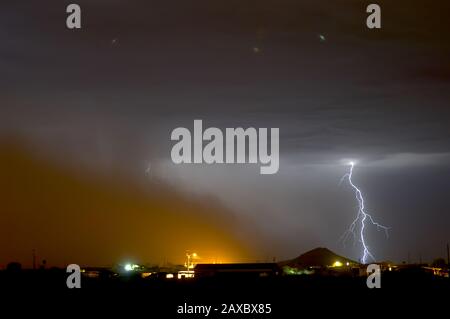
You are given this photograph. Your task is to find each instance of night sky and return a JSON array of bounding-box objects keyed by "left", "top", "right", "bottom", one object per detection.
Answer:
[{"left": 1, "top": 0, "right": 450, "bottom": 267}]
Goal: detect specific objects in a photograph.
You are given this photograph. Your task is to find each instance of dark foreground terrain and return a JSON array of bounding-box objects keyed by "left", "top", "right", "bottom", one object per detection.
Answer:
[{"left": 1, "top": 268, "right": 448, "bottom": 317}]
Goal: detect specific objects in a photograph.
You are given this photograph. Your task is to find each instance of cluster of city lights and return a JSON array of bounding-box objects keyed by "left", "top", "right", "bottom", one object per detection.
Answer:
[
  {"left": 332, "top": 261, "right": 350, "bottom": 267},
  {"left": 121, "top": 251, "right": 199, "bottom": 279}
]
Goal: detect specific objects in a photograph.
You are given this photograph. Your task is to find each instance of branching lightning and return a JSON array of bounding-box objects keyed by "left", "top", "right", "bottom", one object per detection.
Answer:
[{"left": 340, "top": 162, "right": 389, "bottom": 264}]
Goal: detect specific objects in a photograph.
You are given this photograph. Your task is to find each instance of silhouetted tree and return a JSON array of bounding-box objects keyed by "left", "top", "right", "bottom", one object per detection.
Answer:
[{"left": 6, "top": 262, "right": 22, "bottom": 272}]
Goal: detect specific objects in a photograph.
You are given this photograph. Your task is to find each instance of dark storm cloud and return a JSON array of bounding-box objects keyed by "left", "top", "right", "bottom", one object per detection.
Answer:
[{"left": 1, "top": 0, "right": 450, "bottom": 263}]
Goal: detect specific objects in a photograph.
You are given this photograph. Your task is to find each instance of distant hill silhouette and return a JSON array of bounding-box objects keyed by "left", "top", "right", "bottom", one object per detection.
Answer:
[{"left": 279, "top": 247, "right": 358, "bottom": 268}]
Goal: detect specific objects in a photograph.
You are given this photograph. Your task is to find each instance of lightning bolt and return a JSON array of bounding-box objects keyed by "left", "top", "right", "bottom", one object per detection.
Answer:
[{"left": 340, "top": 162, "right": 389, "bottom": 264}]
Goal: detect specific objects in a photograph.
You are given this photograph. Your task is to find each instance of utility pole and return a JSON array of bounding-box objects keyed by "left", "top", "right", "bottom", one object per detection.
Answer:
[
  {"left": 32, "top": 249, "right": 36, "bottom": 270},
  {"left": 186, "top": 252, "right": 191, "bottom": 272},
  {"left": 447, "top": 243, "right": 449, "bottom": 266}
]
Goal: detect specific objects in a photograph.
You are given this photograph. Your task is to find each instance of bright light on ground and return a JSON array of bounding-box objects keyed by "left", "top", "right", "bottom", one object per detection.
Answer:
[
  {"left": 124, "top": 264, "right": 133, "bottom": 271},
  {"left": 124, "top": 263, "right": 139, "bottom": 271}
]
